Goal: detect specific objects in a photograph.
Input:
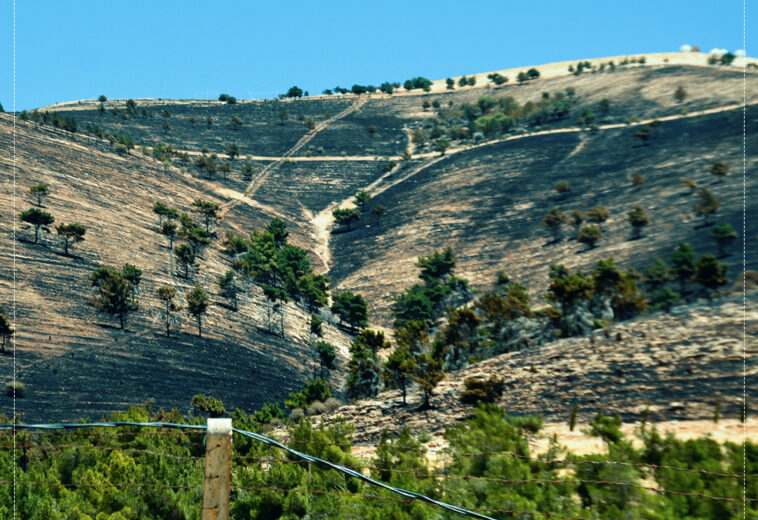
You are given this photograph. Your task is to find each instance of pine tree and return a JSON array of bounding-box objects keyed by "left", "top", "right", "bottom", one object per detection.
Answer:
[
  {"left": 709, "top": 223, "right": 738, "bottom": 257},
  {"left": 626, "top": 205, "right": 649, "bottom": 239},
  {"left": 693, "top": 188, "right": 721, "bottom": 226},
  {"left": 186, "top": 285, "right": 209, "bottom": 337},
  {"left": 191, "top": 199, "right": 221, "bottom": 232},
  {"left": 578, "top": 224, "right": 602, "bottom": 249},
  {"left": 156, "top": 286, "right": 181, "bottom": 337},
  {"left": 412, "top": 352, "right": 444, "bottom": 410},
  {"left": 346, "top": 330, "right": 388, "bottom": 399},
  {"left": 160, "top": 220, "right": 178, "bottom": 249},
  {"left": 217, "top": 270, "right": 242, "bottom": 311},
  {"left": 0, "top": 305, "right": 14, "bottom": 353},
  {"left": 542, "top": 207, "right": 566, "bottom": 242},
  {"left": 332, "top": 208, "right": 361, "bottom": 231},
  {"left": 331, "top": 291, "right": 368, "bottom": 331},
  {"left": 19, "top": 208, "right": 55, "bottom": 243},
  {"left": 384, "top": 345, "right": 418, "bottom": 405},
  {"left": 693, "top": 254, "right": 728, "bottom": 297},
  {"left": 174, "top": 243, "right": 195, "bottom": 278},
  {"left": 90, "top": 268, "right": 138, "bottom": 329},
  {"left": 29, "top": 184, "right": 50, "bottom": 207},
  {"left": 55, "top": 222, "right": 86, "bottom": 255},
  {"left": 671, "top": 242, "right": 697, "bottom": 295},
  {"left": 354, "top": 190, "right": 371, "bottom": 211},
  {"left": 314, "top": 340, "right": 337, "bottom": 379}
]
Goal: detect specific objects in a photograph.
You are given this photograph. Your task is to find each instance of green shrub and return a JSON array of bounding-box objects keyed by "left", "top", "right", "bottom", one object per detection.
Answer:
[
  {"left": 460, "top": 376, "right": 505, "bottom": 405},
  {"left": 5, "top": 381, "right": 25, "bottom": 398}
]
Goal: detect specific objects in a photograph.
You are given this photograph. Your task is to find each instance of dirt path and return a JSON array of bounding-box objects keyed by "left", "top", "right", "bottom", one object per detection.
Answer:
[
  {"left": 302, "top": 100, "right": 753, "bottom": 276},
  {"left": 217, "top": 97, "right": 368, "bottom": 219}
]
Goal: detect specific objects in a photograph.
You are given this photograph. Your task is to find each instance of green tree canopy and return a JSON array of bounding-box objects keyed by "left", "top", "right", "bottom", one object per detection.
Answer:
[
  {"left": 55, "top": 222, "right": 86, "bottom": 255},
  {"left": 19, "top": 208, "right": 55, "bottom": 243},
  {"left": 331, "top": 291, "right": 368, "bottom": 331},
  {"left": 29, "top": 183, "right": 50, "bottom": 207},
  {"left": 332, "top": 208, "right": 361, "bottom": 231},
  {"left": 186, "top": 285, "right": 209, "bottom": 337}
]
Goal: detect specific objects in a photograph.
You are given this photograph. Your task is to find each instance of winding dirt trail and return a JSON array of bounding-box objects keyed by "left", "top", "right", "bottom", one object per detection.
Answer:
[
  {"left": 217, "top": 97, "right": 368, "bottom": 219},
  {"left": 305, "top": 100, "right": 755, "bottom": 276}
]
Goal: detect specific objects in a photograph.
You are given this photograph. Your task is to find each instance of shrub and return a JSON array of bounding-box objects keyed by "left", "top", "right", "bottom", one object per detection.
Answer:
[
  {"left": 627, "top": 205, "right": 649, "bottom": 239},
  {"left": 5, "top": 381, "right": 25, "bottom": 398},
  {"left": 588, "top": 207, "right": 610, "bottom": 225},
  {"left": 487, "top": 72, "right": 507, "bottom": 85},
  {"left": 542, "top": 207, "right": 566, "bottom": 241},
  {"left": 306, "top": 401, "right": 327, "bottom": 416},
  {"left": 709, "top": 161, "right": 729, "bottom": 178},
  {"left": 631, "top": 173, "right": 645, "bottom": 185},
  {"left": 693, "top": 188, "right": 721, "bottom": 225},
  {"left": 578, "top": 224, "right": 602, "bottom": 248},
  {"left": 555, "top": 181, "right": 572, "bottom": 193},
  {"left": 650, "top": 287, "right": 680, "bottom": 312},
  {"left": 709, "top": 223, "right": 738, "bottom": 257},
  {"left": 288, "top": 408, "right": 305, "bottom": 422},
  {"left": 324, "top": 397, "right": 341, "bottom": 413},
  {"left": 446, "top": 78, "right": 454, "bottom": 89},
  {"left": 674, "top": 86, "right": 687, "bottom": 103},
  {"left": 460, "top": 376, "right": 505, "bottom": 404},
  {"left": 191, "top": 394, "right": 226, "bottom": 417}
]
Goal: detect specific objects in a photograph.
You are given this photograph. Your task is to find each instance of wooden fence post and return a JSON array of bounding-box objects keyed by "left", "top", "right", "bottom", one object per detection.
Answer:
[{"left": 202, "top": 418, "right": 232, "bottom": 520}]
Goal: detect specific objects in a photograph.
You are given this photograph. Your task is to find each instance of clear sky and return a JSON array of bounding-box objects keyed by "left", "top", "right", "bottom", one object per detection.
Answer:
[{"left": 2, "top": 0, "right": 751, "bottom": 111}]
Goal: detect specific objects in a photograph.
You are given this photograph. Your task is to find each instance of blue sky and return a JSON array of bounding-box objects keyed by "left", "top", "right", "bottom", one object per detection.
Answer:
[{"left": 2, "top": 0, "right": 751, "bottom": 111}]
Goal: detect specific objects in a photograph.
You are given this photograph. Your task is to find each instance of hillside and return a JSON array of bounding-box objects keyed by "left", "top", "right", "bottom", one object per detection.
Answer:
[
  {"left": 314, "top": 293, "right": 757, "bottom": 444},
  {"left": 0, "top": 115, "right": 354, "bottom": 422},
  {"left": 3, "top": 54, "right": 756, "bottom": 423}
]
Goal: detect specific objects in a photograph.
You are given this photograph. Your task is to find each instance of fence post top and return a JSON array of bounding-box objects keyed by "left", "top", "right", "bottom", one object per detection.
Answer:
[{"left": 207, "top": 418, "right": 232, "bottom": 435}]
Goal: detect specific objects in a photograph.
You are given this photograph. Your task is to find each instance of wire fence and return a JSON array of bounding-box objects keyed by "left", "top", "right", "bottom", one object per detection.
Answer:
[{"left": 0, "top": 420, "right": 754, "bottom": 520}]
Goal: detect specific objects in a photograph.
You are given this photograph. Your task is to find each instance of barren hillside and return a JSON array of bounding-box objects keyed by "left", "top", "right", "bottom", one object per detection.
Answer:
[{"left": 3, "top": 56, "right": 756, "bottom": 423}]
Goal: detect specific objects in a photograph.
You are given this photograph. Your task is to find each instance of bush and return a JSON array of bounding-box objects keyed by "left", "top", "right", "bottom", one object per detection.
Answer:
[
  {"left": 191, "top": 394, "right": 226, "bottom": 417},
  {"left": 324, "top": 397, "right": 342, "bottom": 413},
  {"left": 288, "top": 408, "right": 305, "bottom": 422},
  {"left": 286, "top": 86, "right": 303, "bottom": 98},
  {"left": 460, "top": 376, "right": 504, "bottom": 404},
  {"left": 578, "top": 224, "right": 602, "bottom": 248},
  {"left": 555, "top": 181, "right": 572, "bottom": 193},
  {"left": 5, "top": 381, "right": 25, "bottom": 398},
  {"left": 306, "top": 401, "right": 328, "bottom": 416}
]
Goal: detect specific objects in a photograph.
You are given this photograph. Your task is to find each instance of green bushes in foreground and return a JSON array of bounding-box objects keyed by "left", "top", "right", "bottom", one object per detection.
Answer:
[{"left": 0, "top": 403, "right": 753, "bottom": 519}]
